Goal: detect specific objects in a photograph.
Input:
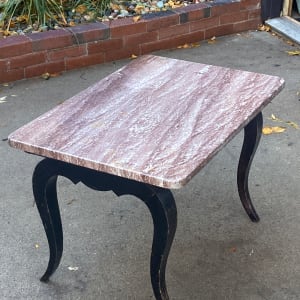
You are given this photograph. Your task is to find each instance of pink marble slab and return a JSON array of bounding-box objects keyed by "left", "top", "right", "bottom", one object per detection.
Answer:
[{"left": 8, "top": 55, "right": 284, "bottom": 188}]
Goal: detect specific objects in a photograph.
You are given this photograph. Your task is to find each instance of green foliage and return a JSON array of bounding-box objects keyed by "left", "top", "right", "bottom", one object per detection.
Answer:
[
  {"left": 0, "top": 0, "right": 111, "bottom": 31},
  {"left": 1, "top": 0, "right": 64, "bottom": 29}
]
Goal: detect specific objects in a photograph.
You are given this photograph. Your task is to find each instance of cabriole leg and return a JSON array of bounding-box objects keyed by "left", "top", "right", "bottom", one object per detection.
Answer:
[
  {"left": 32, "top": 159, "right": 64, "bottom": 282},
  {"left": 237, "top": 112, "right": 263, "bottom": 222}
]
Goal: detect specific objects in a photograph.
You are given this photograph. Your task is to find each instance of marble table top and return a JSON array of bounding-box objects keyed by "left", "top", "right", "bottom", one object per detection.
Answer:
[{"left": 8, "top": 55, "right": 284, "bottom": 188}]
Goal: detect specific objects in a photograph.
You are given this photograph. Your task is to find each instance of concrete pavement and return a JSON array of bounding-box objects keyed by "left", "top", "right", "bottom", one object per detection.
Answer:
[{"left": 0, "top": 30, "right": 300, "bottom": 299}]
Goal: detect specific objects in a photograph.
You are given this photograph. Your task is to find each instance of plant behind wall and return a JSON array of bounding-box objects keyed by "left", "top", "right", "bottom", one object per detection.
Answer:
[{"left": 0, "top": 0, "right": 110, "bottom": 33}]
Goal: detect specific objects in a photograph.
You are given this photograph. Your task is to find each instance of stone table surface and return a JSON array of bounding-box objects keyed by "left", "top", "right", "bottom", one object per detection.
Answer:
[{"left": 8, "top": 55, "right": 284, "bottom": 189}]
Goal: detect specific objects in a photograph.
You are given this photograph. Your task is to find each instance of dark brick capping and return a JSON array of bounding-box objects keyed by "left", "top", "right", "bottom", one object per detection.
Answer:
[{"left": 0, "top": 0, "right": 261, "bottom": 83}]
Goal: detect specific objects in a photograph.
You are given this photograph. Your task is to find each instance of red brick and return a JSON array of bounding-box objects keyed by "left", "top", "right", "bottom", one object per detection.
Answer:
[
  {"left": 159, "top": 23, "right": 190, "bottom": 40},
  {"left": 205, "top": 24, "right": 234, "bottom": 39},
  {"left": 48, "top": 45, "right": 86, "bottom": 61},
  {"left": 211, "top": 2, "right": 241, "bottom": 16},
  {"left": 66, "top": 23, "right": 109, "bottom": 43},
  {"left": 110, "top": 19, "right": 147, "bottom": 38},
  {"left": 25, "top": 61, "right": 65, "bottom": 78},
  {"left": 88, "top": 39, "right": 123, "bottom": 54},
  {"left": 124, "top": 31, "right": 158, "bottom": 46},
  {"left": 0, "top": 59, "right": 8, "bottom": 71},
  {"left": 146, "top": 14, "right": 179, "bottom": 31},
  {"left": 141, "top": 31, "right": 205, "bottom": 54},
  {"left": 28, "top": 29, "right": 73, "bottom": 51},
  {"left": 188, "top": 7, "right": 211, "bottom": 21},
  {"left": 190, "top": 17, "right": 219, "bottom": 32},
  {"left": 66, "top": 53, "right": 105, "bottom": 70},
  {"left": 0, "top": 68, "right": 25, "bottom": 84},
  {"left": 220, "top": 11, "right": 249, "bottom": 24},
  {"left": 174, "top": 3, "right": 210, "bottom": 22},
  {"left": 104, "top": 45, "right": 141, "bottom": 62},
  {"left": 0, "top": 36, "right": 31, "bottom": 59},
  {"left": 233, "top": 19, "right": 261, "bottom": 33},
  {"left": 9, "top": 52, "right": 46, "bottom": 69}
]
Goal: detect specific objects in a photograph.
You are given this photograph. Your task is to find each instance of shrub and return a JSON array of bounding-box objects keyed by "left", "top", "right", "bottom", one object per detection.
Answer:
[{"left": 0, "top": 0, "right": 110, "bottom": 31}]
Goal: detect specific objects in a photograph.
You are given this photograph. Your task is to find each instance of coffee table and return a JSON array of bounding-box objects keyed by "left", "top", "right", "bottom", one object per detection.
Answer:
[{"left": 8, "top": 55, "right": 284, "bottom": 299}]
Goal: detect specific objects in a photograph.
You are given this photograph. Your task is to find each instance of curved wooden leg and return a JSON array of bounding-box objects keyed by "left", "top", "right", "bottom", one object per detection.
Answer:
[
  {"left": 130, "top": 187, "right": 177, "bottom": 300},
  {"left": 32, "top": 159, "right": 177, "bottom": 300},
  {"left": 138, "top": 187, "right": 177, "bottom": 300},
  {"left": 237, "top": 112, "right": 263, "bottom": 222},
  {"left": 104, "top": 181, "right": 177, "bottom": 300},
  {"left": 32, "top": 159, "right": 64, "bottom": 282}
]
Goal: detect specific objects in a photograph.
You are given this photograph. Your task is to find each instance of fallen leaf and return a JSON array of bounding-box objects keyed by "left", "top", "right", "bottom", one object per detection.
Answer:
[
  {"left": 229, "top": 247, "right": 237, "bottom": 253},
  {"left": 268, "top": 114, "right": 299, "bottom": 129},
  {"left": 286, "top": 50, "right": 300, "bottom": 56},
  {"left": 41, "top": 73, "right": 50, "bottom": 80},
  {"left": 68, "top": 266, "right": 79, "bottom": 271},
  {"left": 177, "top": 42, "right": 200, "bottom": 49},
  {"left": 208, "top": 36, "right": 216, "bottom": 44},
  {"left": 192, "top": 42, "right": 200, "bottom": 48},
  {"left": 262, "top": 126, "right": 286, "bottom": 135},
  {"left": 50, "top": 72, "right": 61, "bottom": 78},
  {"left": 130, "top": 54, "right": 138, "bottom": 59},
  {"left": 258, "top": 24, "right": 271, "bottom": 32},
  {"left": 286, "top": 121, "right": 299, "bottom": 129},
  {"left": 132, "top": 15, "right": 141, "bottom": 23},
  {"left": 75, "top": 4, "right": 87, "bottom": 14}
]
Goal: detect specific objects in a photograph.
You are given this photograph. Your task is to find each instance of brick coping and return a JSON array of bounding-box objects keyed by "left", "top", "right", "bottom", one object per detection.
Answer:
[{"left": 0, "top": 0, "right": 261, "bottom": 83}]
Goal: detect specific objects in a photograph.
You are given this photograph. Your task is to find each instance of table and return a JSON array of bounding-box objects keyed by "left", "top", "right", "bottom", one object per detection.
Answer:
[{"left": 8, "top": 55, "right": 284, "bottom": 299}]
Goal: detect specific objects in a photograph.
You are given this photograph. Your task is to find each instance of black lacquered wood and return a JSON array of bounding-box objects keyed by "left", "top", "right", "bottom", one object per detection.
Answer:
[
  {"left": 237, "top": 112, "right": 263, "bottom": 222},
  {"left": 32, "top": 158, "right": 177, "bottom": 300}
]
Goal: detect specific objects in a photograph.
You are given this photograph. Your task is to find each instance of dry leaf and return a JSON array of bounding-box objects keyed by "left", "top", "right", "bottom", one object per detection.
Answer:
[
  {"left": 130, "top": 54, "right": 138, "bottom": 59},
  {"left": 41, "top": 73, "right": 50, "bottom": 80},
  {"left": 75, "top": 4, "right": 87, "bottom": 14},
  {"left": 208, "top": 36, "right": 216, "bottom": 44},
  {"left": 177, "top": 42, "right": 200, "bottom": 49},
  {"left": 286, "top": 121, "right": 299, "bottom": 129},
  {"left": 268, "top": 114, "right": 299, "bottom": 129},
  {"left": 50, "top": 72, "right": 61, "bottom": 78},
  {"left": 262, "top": 126, "right": 286, "bottom": 135},
  {"left": 258, "top": 24, "right": 271, "bottom": 32},
  {"left": 229, "top": 247, "right": 237, "bottom": 253},
  {"left": 286, "top": 50, "right": 300, "bottom": 56},
  {"left": 192, "top": 42, "right": 200, "bottom": 48},
  {"left": 183, "top": 43, "right": 190, "bottom": 48},
  {"left": 132, "top": 15, "right": 141, "bottom": 23}
]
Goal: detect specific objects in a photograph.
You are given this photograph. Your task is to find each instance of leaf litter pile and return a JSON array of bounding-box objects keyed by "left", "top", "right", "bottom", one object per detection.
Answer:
[{"left": 0, "top": 0, "right": 210, "bottom": 38}]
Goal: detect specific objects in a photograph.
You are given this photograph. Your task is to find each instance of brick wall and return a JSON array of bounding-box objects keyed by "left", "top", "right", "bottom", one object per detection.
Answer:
[{"left": 0, "top": 0, "right": 261, "bottom": 84}]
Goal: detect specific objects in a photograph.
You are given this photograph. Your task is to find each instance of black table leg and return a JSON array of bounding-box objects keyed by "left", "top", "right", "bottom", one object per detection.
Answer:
[
  {"left": 237, "top": 112, "right": 263, "bottom": 222},
  {"left": 32, "top": 158, "right": 177, "bottom": 300}
]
